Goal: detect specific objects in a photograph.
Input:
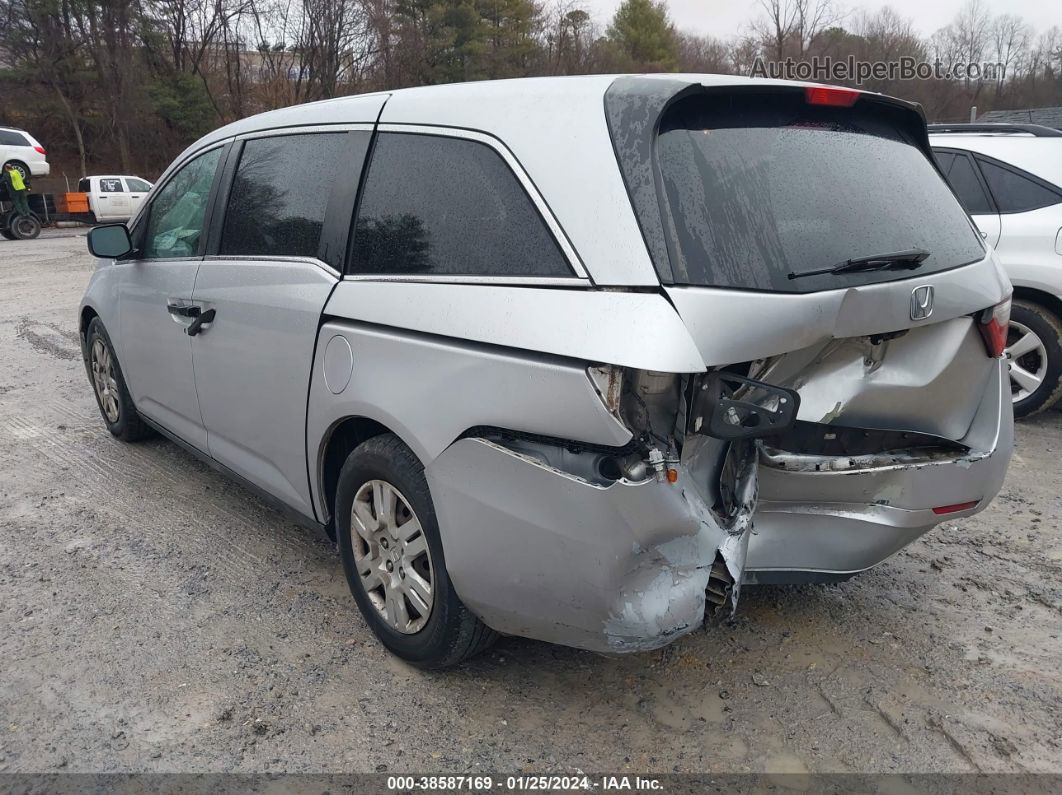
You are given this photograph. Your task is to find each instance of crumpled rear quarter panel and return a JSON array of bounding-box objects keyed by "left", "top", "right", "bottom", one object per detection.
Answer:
[{"left": 424, "top": 438, "right": 742, "bottom": 653}]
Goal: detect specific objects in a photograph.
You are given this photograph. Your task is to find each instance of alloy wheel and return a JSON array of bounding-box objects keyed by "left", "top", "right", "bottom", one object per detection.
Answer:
[
  {"left": 350, "top": 479, "right": 434, "bottom": 634},
  {"left": 1006, "top": 320, "right": 1048, "bottom": 403},
  {"left": 90, "top": 338, "right": 121, "bottom": 423}
]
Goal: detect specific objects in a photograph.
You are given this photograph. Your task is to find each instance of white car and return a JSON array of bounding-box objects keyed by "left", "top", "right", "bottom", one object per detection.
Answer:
[
  {"left": 77, "top": 175, "right": 154, "bottom": 222},
  {"left": 0, "top": 126, "right": 50, "bottom": 181},
  {"left": 930, "top": 123, "right": 1062, "bottom": 417}
]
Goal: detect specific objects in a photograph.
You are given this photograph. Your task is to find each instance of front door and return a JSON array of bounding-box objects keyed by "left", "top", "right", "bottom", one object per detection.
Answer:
[
  {"left": 117, "top": 145, "right": 226, "bottom": 451},
  {"left": 123, "top": 177, "right": 152, "bottom": 220},
  {"left": 189, "top": 130, "right": 367, "bottom": 517},
  {"left": 96, "top": 177, "right": 131, "bottom": 221}
]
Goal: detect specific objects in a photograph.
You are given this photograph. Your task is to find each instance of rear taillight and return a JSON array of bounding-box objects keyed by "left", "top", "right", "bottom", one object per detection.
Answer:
[
  {"left": 805, "top": 86, "right": 860, "bottom": 107},
  {"left": 33, "top": 145, "right": 45, "bottom": 154},
  {"left": 976, "top": 296, "right": 1011, "bottom": 358}
]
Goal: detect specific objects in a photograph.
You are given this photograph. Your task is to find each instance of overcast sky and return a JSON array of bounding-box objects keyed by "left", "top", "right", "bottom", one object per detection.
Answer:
[{"left": 583, "top": 0, "right": 1059, "bottom": 41}]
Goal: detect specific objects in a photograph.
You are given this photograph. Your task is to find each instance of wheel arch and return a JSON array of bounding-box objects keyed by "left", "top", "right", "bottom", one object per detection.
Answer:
[
  {"left": 316, "top": 415, "right": 398, "bottom": 537},
  {"left": 4, "top": 158, "right": 29, "bottom": 176},
  {"left": 78, "top": 304, "right": 101, "bottom": 363},
  {"left": 1011, "top": 286, "right": 1062, "bottom": 322}
]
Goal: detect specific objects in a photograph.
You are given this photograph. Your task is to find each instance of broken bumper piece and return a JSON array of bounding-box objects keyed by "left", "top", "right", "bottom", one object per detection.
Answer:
[
  {"left": 745, "top": 359, "right": 1012, "bottom": 582},
  {"left": 424, "top": 437, "right": 749, "bottom": 653}
]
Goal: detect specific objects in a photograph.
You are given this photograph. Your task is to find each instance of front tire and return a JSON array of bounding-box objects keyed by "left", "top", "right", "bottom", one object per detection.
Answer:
[
  {"left": 336, "top": 434, "right": 496, "bottom": 668},
  {"left": 85, "top": 318, "right": 152, "bottom": 441},
  {"left": 1007, "top": 300, "right": 1062, "bottom": 419}
]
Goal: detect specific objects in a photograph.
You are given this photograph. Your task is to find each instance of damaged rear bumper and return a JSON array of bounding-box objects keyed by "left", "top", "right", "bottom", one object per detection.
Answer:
[
  {"left": 745, "top": 359, "right": 1012, "bottom": 582},
  {"left": 424, "top": 437, "right": 748, "bottom": 653}
]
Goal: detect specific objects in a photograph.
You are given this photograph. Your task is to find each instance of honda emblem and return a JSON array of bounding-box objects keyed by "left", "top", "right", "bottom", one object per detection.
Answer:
[{"left": 910, "top": 285, "right": 934, "bottom": 321}]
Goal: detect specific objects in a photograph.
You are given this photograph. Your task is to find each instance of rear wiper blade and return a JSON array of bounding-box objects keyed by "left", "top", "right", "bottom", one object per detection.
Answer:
[{"left": 788, "top": 248, "right": 931, "bottom": 280}]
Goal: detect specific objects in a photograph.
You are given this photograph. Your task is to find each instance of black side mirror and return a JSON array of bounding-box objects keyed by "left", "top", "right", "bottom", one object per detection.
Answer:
[
  {"left": 690, "top": 371, "right": 801, "bottom": 440},
  {"left": 87, "top": 224, "right": 132, "bottom": 259}
]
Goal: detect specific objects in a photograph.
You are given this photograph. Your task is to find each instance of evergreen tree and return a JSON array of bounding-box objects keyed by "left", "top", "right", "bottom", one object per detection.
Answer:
[{"left": 607, "top": 0, "right": 677, "bottom": 70}]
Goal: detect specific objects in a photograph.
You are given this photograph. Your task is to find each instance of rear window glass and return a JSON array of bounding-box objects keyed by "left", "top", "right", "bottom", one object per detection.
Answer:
[
  {"left": 0, "top": 130, "right": 29, "bottom": 146},
  {"left": 652, "top": 94, "right": 985, "bottom": 293},
  {"left": 939, "top": 151, "right": 994, "bottom": 215},
  {"left": 977, "top": 158, "right": 1062, "bottom": 214}
]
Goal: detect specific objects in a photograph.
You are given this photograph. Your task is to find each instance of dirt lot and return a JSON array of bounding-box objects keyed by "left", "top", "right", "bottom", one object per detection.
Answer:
[{"left": 1, "top": 230, "right": 1061, "bottom": 776}]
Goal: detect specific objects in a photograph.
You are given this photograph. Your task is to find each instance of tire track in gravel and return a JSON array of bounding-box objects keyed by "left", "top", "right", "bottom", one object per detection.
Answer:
[
  {"left": 0, "top": 414, "right": 338, "bottom": 662},
  {"left": 0, "top": 415, "right": 284, "bottom": 589}
]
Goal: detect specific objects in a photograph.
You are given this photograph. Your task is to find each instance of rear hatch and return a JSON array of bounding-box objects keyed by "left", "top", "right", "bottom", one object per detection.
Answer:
[{"left": 605, "top": 77, "right": 1010, "bottom": 443}]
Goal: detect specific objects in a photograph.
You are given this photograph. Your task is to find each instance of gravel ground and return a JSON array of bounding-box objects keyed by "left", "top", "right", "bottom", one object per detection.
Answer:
[{"left": 1, "top": 230, "right": 1061, "bottom": 776}]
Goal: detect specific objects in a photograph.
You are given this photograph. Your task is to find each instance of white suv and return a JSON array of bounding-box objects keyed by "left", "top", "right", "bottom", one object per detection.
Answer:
[
  {"left": 0, "top": 126, "right": 50, "bottom": 181},
  {"left": 930, "top": 123, "right": 1062, "bottom": 417}
]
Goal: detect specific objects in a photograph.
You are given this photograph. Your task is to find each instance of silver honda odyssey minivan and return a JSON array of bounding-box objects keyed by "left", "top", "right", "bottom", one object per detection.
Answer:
[{"left": 80, "top": 75, "right": 1013, "bottom": 667}]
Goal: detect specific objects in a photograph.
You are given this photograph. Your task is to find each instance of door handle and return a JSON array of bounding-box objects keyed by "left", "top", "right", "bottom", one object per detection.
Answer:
[
  {"left": 167, "top": 303, "right": 200, "bottom": 318},
  {"left": 185, "top": 308, "right": 216, "bottom": 337}
]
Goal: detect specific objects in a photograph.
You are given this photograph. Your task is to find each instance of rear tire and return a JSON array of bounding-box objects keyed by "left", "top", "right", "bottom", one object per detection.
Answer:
[
  {"left": 3, "top": 160, "right": 29, "bottom": 182},
  {"left": 9, "top": 213, "right": 40, "bottom": 240},
  {"left": 85, "top": 318, "right": 152, "bottom": 441},
  {"left": 1008, "top": 299, "right": 1062, "bottom": 419},
  {"left": 336, "top": 433, "right": 497, "bottom": 668}
]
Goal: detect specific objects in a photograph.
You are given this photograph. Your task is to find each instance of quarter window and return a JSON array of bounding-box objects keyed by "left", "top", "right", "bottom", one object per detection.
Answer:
[
  {"left": 941, "top": 152, "right": 994, "bottom": 215},
  {"left": 349, "top": 133, "right": 571, "bottom": 277},
  {"left": 220, "top": 132, "right": 348, "bottom": 258},
  {"left": 143, "top": 147, "right": 222, "bottom": 259},
  {"left": 977, "top": 159, "right": 1062, "bottom": 214},
  {"left": 0, "top": 130, "right": 29, "bottom": 146}
]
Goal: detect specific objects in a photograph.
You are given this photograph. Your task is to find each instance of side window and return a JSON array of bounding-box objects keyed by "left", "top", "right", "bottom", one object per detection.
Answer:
[
  {"left": 0, "top": 130, "right": 29, "bottom": 146},
  {"left": 943, "top": 153, "right": 994, "bottom": 215},
  {"left": 125, "top": 178, "right": 151, "bottom": 192},
  {"left": 143, "top": 147, "right": 222, "bottom": 259},
  {"left": 933, "top": 151, "right": 954, "bottom": 172},
  {"left": 77, "top": 178, "right": 89, "bottom": 192},
  {"left": 99, "top": 178, "right": 124, "bottom": 193},
  {"left": 977, "top": 158, "right": 1062, "bottom": 214},
  {"left": 350, "top": 133, "right": 571, "bottom": 277},
  {"left": 220, "top": 132, "right": 348, "bottom": 258}
]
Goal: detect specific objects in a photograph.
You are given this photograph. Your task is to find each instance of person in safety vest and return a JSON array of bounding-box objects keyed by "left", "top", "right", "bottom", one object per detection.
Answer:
[{"left": 3, "top": 164, "right": 30, "bottom": 217}]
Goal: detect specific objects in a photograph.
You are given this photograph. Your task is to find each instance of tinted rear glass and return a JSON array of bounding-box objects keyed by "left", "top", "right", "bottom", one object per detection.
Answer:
[
  {"left": 977, "top": 158, "right": 1062, "bottom": 214},
  {"left": 0, "top": 130, "right": 30, "bottom": 146},
  {"left": 653, "top": 94, "right": 985, "bottom": 293},
  {"left": 939, "top": 151, "right": 994, "bottom": 215}
]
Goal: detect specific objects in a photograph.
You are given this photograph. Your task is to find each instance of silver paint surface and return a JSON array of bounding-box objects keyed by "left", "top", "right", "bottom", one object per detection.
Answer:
[{"left": 324, "top": 281, "right": 705, "bottom": 373}]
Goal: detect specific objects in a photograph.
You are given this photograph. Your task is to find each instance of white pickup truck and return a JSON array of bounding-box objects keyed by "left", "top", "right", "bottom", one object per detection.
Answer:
[{"left": 77, "top": 175, "right": 153, "bottom": 222}]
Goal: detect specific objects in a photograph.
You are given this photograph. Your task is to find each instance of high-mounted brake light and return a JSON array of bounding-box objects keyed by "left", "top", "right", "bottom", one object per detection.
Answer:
[
  {"left": 805, "top": 86, "right": 860, "bottom": 107},
  {"left": 33, "top": 145, "right": 46, "bottom": 155},
  {"left": 977, "top": 296, "right": 1011, "bottom": 358}
]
